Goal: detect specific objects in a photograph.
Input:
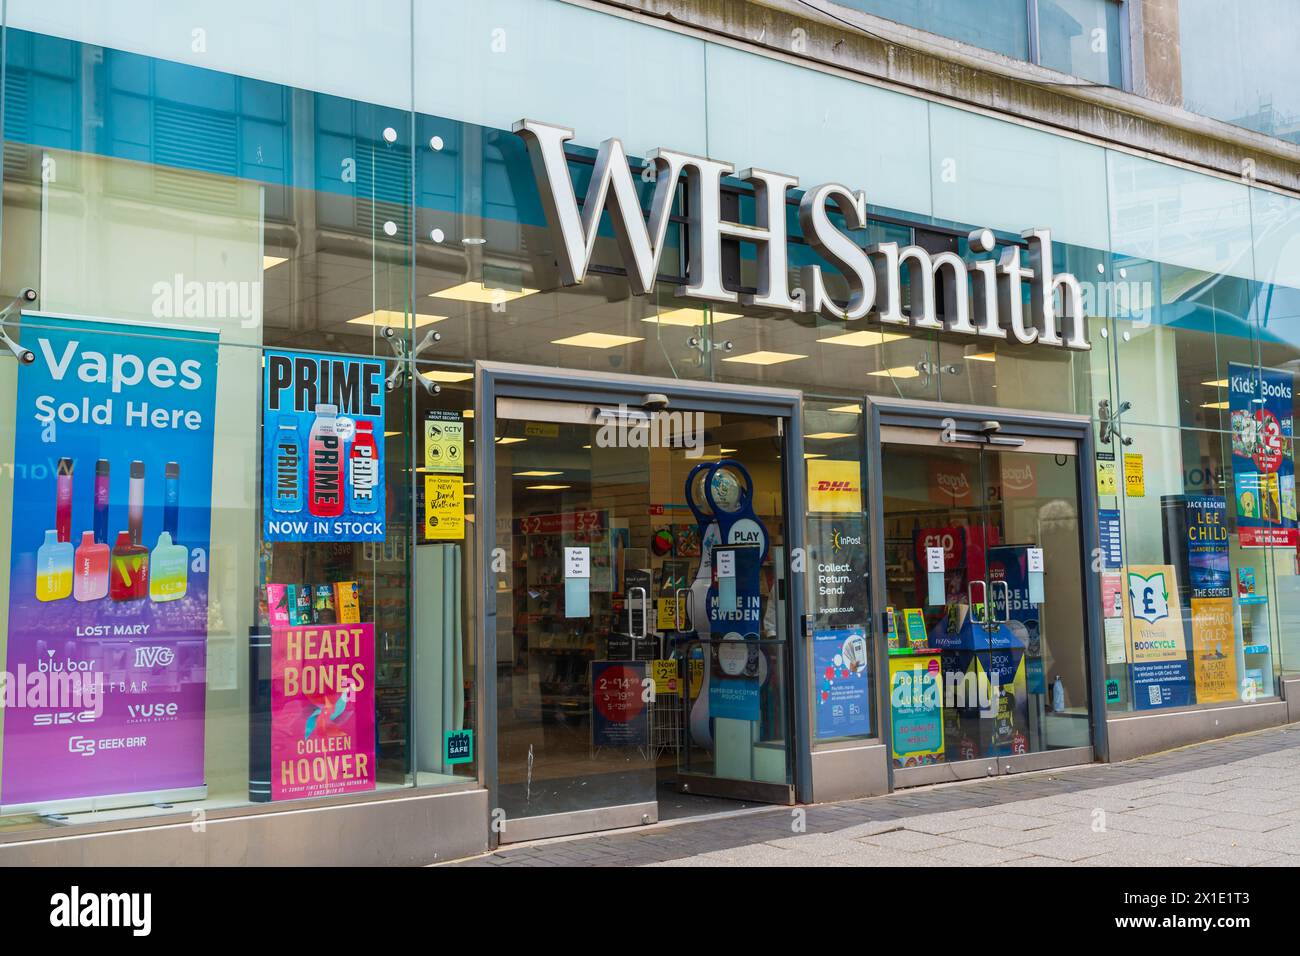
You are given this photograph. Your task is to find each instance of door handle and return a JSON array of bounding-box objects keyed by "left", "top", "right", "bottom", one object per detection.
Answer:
[
  {"left": 674, "top": 587, "right": 690, "bottom": 632},
  {"left": 992, "top": 580, "right": 1011, "bottom": 624},
  {"left": 630, "top": 586, "right": 648, "bottom": 644},
  {"left": 966, "top": 579, "right": 988, "bottom": 626}
]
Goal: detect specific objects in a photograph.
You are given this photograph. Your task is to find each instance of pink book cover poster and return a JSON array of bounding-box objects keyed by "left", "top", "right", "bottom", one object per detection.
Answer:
[{"left": 270, "top": 622, "right": 375, "bottom": 801}]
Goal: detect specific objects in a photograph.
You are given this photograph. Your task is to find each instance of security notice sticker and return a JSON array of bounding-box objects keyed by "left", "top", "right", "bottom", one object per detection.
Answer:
[
  {"left": 1096, "top": 452, "right": 1118, "bottom": 496},
  {"left": 424, "top": 410, "right": 465, "bottom": 473},
  {"left": 424, "top": 474, "right": 465, "bottom": 540},
  {"left": 1123, "top": 453, "right": 1145, "bottom": 498}
]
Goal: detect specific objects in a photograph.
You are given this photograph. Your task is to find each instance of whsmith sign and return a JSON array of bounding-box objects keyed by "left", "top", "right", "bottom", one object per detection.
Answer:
[{"left": 514, "top": 119, "right": 1090, "bottom": 352}]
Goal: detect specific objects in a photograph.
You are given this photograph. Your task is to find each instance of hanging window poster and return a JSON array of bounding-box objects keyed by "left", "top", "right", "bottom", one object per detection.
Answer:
[
  {"left": 888, "top": 654, "right": 944, "bottom": 768},
  {"left": 1229, "top": 362, "right": 1296, "bottom": 548},
  {"left": 813, "top": 627, "right": 871, "bottom": 738},
  {"left": 2, "top": 314, "right": 218, "bottom": 809},
  {"left": 271, "top": 622, "right": 376, "bottom": 800},
  {"left": 262, "top": 350, "right": 386, "bottom": 542}
]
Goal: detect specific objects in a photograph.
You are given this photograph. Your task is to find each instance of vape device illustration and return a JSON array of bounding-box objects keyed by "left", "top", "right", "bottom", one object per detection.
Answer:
[
  {"left": 55, "top": 457, "right": 74, "bottom": 543},
  {"left": 273, "top": 416, "right": 304, "bottom": 513},
  {"left": 348, "top": 420, "right": 379, "bottom": 514},
  {"left": 148, "top": 531, "right": 189, "bottom": 602},
  {"left": 36, "top": 529, "right": 74, "bottom": 602},
  {"left": 163, "top": 461, "right": 181, "bottom": 539},
  {"left": 73, "top": 530, "right": 110, "bottom": 602},
  {"left": 110, "top": 530, "right": 149, "bottom": 601},
  {"left": 128, "top": 460, "right": 146, "bottom": 545},
  {"left": 307, "top": 404, "right": 344, "bottom": 518},
  {"left": 93, "top": 459, "right": 111, "bottom": 544}
]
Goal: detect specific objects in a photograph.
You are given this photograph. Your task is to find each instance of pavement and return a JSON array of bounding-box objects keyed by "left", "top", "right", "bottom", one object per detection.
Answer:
[{"left": 451, "top": 723, "right": 1300, "bottom": 866}]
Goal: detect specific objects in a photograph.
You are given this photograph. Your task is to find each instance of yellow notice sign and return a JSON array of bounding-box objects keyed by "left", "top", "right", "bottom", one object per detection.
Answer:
[
  {"left": 424, "top": 475, "right": 465, "bottom": 540},
  {"left": 656, "top": 596, "right": 685, "bottom": 631},
  {"left": 651, "top": 659, "right": 680, "bottom": 695},
  {"left": 1123, "top": 453, "right": 1145, "bottom": 498},
  {"left": 1096, "top": 456, "right": 1118, "bottom": 496},
  {"left": 424, "top": 411, "right": 465, "bottom": 473},
  {"left": 807, "top": 458, "right": 862, "bottom": 513}
]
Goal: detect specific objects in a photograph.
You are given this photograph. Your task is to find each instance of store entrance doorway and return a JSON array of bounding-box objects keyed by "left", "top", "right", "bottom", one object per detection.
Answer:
[
  {"left": 478, "top": 364, "right": 807, "bottom": 844},
  {"left": 864, "top": 399, "right": 1105, "bottom": 787}
]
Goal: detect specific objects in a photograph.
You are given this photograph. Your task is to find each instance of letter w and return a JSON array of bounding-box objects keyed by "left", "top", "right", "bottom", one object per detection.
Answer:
[{"left": 513, "top": 119, "right": 688, "bottom": 294}]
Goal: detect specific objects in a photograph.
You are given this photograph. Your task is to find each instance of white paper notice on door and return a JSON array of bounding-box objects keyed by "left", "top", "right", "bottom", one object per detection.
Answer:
[
  {"left": 926, "top": 547, "right": 945, "bottom": 573},
  {"left": 564, "top": 547, "right": 590, "bottom": 579},
  {"left": 1104, "top": 617, "right": 1127, "bottom": 664}
]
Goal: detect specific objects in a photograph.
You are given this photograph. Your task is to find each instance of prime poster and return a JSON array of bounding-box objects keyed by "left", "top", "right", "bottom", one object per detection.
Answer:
[
  {"left": 2, "top": 314, "right": 218, "bottom": 809},
  {"left": 262, "top": 350, "right": 386, "bottom": 542},
  {"left": 270, "top": 622, "right": 376, "bottom": 801},
  {"left": 1228, "top": 362, "right": 1296, "bottom": 548}
]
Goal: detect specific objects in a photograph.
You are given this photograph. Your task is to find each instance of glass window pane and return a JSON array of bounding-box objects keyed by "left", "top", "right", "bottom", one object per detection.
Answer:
[{"left": 1037, "top": 0, "right": 1123, "bottom": 86}]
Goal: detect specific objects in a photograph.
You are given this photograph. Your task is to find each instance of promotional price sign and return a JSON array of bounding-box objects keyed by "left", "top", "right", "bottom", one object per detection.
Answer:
[
  {"left": 1229, "top": 362, "right": 1296, "bottom": 547},
  {"left": 262, "top": 350, "right": 386, "bottom": 542},
  {"left": 2, "top": 315, "right": 218, "bottom": 808}
]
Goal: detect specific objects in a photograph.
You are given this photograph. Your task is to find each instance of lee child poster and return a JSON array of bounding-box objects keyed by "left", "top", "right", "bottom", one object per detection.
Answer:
[
  {"left": 1229, "top": 362, "right": 1296, "bottom": 548},
  {"left": 262, "top": 351, "right": 386, "bottom": 542},
  {"left": 2, "top": 315, "right": 217, "bottom": 808},
  {"left": 270, "top": 623, "right": 375, "bottom": 800}
]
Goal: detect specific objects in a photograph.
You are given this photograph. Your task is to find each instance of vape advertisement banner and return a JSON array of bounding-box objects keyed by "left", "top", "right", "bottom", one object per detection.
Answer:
[
  {"left": 270, "top": 622, "right": 375, "bottom": 801},
  {"left": 262, "top": 350, "right": 386, "bottom": 543},
  {"left": 1228, "top": 362, "right": 1296, "bottom": 548},
  {"left": 2, "top": 314, "right": 217, "bottom": 808}
]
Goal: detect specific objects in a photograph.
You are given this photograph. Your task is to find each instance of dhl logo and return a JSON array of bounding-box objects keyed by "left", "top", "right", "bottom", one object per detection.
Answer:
[{"left": 814, "top": 480, "right": 858, "bottom": 492}]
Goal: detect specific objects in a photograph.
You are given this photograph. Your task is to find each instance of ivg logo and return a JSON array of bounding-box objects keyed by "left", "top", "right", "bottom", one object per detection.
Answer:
[{"left": 133, "top": 646, "right": 175, "bottom": 668}]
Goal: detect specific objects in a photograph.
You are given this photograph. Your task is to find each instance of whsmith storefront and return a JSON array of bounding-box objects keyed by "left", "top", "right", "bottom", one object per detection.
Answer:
[{"left": 2, "top": 0, "right": 1300, "bottom": 865}]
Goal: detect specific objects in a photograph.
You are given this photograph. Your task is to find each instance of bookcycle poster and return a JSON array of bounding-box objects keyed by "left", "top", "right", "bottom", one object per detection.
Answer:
[
  {"left": 1228, "top": 361, "right": 1296, "bottom": 548},
  {"left": 261, "top": 351, "right": 381, "bottom": 799},
  {"left": 2, "top": 315, "right": 217, "bottom": 808}
]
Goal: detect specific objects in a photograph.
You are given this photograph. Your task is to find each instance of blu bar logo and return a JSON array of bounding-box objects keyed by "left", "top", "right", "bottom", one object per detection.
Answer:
[{"left": 515, "top": 119, "right": 1089, "bottom": 352}]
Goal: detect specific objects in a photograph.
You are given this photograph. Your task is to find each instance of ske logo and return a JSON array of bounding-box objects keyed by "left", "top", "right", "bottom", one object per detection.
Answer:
[{"left": 1128, "top": 571, "right": 1170, "bottom": 624}]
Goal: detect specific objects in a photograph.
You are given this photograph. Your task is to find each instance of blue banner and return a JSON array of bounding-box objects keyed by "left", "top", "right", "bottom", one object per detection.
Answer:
[
  {"left": 262, "top": 350, "right": 386, "bottom": 542},
  {"left": 1228, "top": 362, "right": 1295, "bottom": 548},
  {"left": 813, "top": 627, "right": 871, "bottom": 738}
]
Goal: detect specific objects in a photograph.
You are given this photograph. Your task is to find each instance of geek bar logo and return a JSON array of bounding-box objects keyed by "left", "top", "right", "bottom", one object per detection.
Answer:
[{"left": 50, "top": 886, "right": 152, "bottom": 937}]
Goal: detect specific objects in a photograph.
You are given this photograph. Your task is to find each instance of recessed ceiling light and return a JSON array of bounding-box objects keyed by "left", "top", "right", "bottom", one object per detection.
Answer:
[
  {"left": 720, "top": 447, "right": 738, "bottom": 454},
  {"left": 722, "top": 350, "right": 806, "bottom": 366},
  {"left": 867, "top": 366, "right": 921, "bottom": 379},
  {"left": 803, "top": 452, "right": 827, "bottom": 459},
  {"left": 495, "top": 437, "right": 526, "bottom": 445},
  {"left": 829, "top": 404, "right": 861, "bottom": 414},
  {"left": 348, "top": 310, "right": 446, "bottom": 328},
  {"left": 463, "top": 409, "right": 475, "bottom": 419},
  {"left": 551, "top": 332, "right": 644, "bottom": 349},
  {"left": 263, "top": 255, "right": 287, "bottom": 270},
  {"left": 1200, "top": 401, "right": 1229, "bottom": 410},
  {"left": 817, "top": 330, "right": 907, "bottom": 347},
  {"left": 419, "top": 370, "right": 475, "bottom": 383},
  {"left": 1202, "top": 378, "right": 1229, "bottom": 388},
  {"left": 526, "top": 484, "right": 570, "bottom": 491},
  {"left": 514, "top": 470, "right": 562, "bottom": 477},
  {"left": 964, "top": 352, "right": 997, "bottom": 362},
  {"left": 429, "top": 281, "right": 538, "bottom": 304},
  {"left": 643, "top": 308, "right": 744, "bottom": 327},
  {"left": 461, "top": 237, "right": 487, "bottom": 246},
  {"left": 805, "top": 431, "right": 855, "bottom": 440},
  {"left": 384, "top": 430, "right": 401, "bottom": 437}
]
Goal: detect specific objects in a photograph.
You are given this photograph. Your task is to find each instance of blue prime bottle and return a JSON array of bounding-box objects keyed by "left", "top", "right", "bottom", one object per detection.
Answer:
[{"left": 273, "top": 416, "right": 304, "bottom": 513}]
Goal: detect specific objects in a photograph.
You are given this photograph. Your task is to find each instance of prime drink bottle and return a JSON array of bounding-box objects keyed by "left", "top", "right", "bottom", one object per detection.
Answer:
[
  {"left": 307, "top": 404, "right": 344, "bottom": 518},
  {"left": 348, "top": 420, "right": 379, "bottom": 514},
  {"left": 273, "top": 416, "right": 304, "bottom": 513}
]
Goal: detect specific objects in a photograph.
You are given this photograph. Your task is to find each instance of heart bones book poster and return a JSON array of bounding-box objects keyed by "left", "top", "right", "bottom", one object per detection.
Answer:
[{"left": 262, "top": 351, "right": 386, "bottom": 542}]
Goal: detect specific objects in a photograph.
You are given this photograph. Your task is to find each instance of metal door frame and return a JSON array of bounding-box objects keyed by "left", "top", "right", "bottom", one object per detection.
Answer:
[
  {"left": 863, "top": 396, "right": 1108, "bottom": 791},
  {"left": 477, "top": 361, "right": 809, "bottom": 845}
]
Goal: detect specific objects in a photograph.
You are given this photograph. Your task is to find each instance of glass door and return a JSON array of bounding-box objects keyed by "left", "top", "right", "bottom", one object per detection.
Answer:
[
  {"left": 488, "top": 381, "right": 800, "bottom": 842},
  {"left": 875, "top": 414, "right": 1094, "bottom": 784}
]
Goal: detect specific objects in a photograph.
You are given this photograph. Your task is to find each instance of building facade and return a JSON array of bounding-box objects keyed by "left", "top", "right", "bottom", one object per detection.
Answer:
[{"left": 1, "top": 0, "right": 1299, "bottom": 865}]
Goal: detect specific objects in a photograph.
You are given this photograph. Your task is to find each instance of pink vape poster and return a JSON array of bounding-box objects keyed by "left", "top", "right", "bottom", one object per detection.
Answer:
[{"left": 270, "top": 622, "right": 375, "bottom": 801}]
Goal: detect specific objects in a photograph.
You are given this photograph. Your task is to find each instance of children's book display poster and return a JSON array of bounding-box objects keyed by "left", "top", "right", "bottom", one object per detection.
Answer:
[
  {"left": 2, "top": 315, "right": 218, "bottom": 808},
  {"left": 262, "top": 351, "right": 386, "bottom": 543}
]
